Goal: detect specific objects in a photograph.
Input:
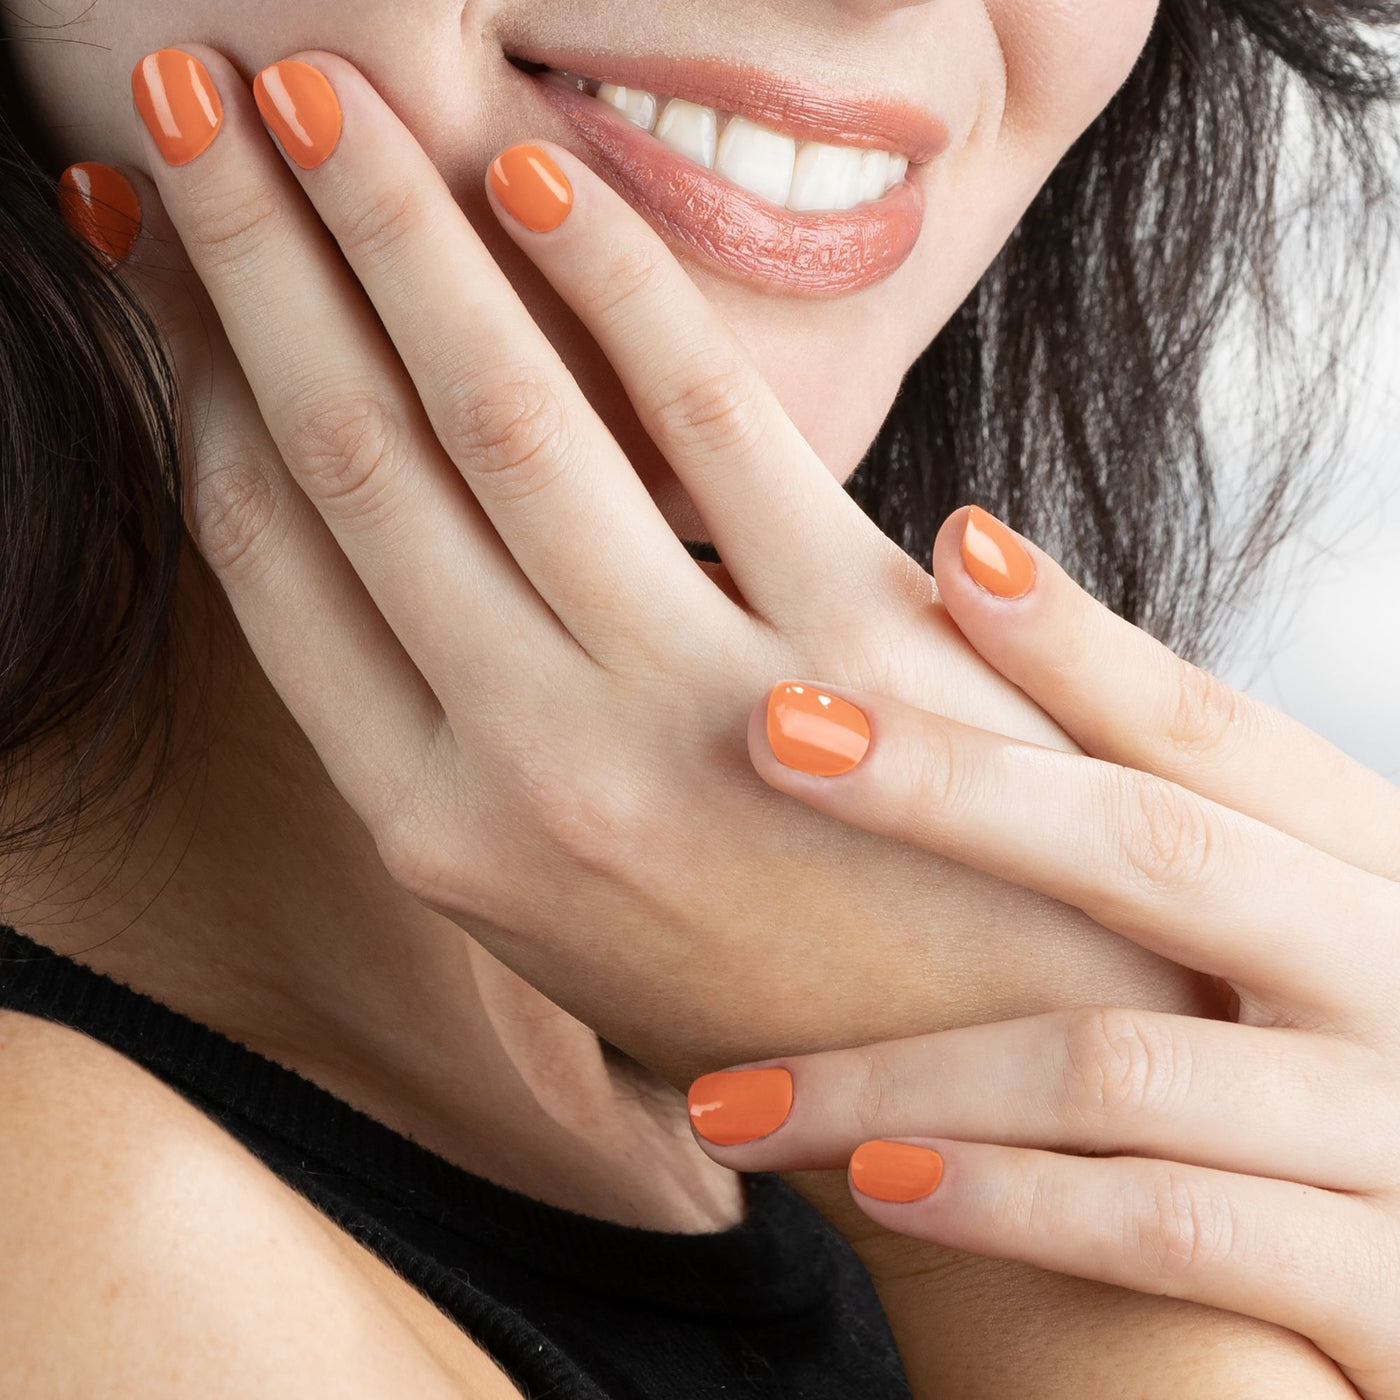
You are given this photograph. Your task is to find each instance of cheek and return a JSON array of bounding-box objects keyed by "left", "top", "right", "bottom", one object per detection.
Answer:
[
  {"left": 989, "top": 0, "right": 1161, "bottom": 151},
  {"left": 706, "top": 2, "right": 1165, "bottom": 484},
  {"left": 765, "top": 0, "right": 1165, "bottom": 480}
]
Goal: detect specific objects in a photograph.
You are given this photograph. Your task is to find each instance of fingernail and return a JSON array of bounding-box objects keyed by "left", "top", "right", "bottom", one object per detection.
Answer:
[
  {"left": 688, "top": 1067, "right": 793, "bottom": 1146},
  {"left": 253, "top": 60, "right": 343, "bottom": 170},
  {"left": 766, "top": 682, "right": 871, "bottom": 777},
  {"left": 850, "top": 1141, "right": 945, "bottom": 1203},
  {"left": 131, "top": 49, "right": 224, "bottom": 166},
  {"left": 58, "top": 163, "right": 141, "bottom": 266},
  {"left": 489, "top": 144, "right": 573, "bottom": 232},
  {"left": 961, "top": 505, "right": 1036, "bottom": 599}
]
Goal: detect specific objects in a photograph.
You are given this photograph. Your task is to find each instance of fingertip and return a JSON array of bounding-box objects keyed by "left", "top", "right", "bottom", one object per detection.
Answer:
[
  {"left": 252, "top": 56, "right": 344, "bottom": 171},
  {"left": 933, "top": 503, "right": 1045, "bottom": 607},
  {"left": 849, "top": 1138, "right": 947, "bottom": 1204},
  {"left": 686, "top": 1065, "right": 795, "bottom": 1148},
  {"left": 57, "top": 161, "right": 144, "bottom": 268},
  {"left": 962, "top": 506, "right": 1038, "bottom": 600},
  {"left": 486, "top": 142, "right": 575, "bottom": 233}
]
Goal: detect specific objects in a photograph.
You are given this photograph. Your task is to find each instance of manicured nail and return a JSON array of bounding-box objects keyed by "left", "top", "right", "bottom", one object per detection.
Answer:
[
  {"left": 253, "top": 60, "right": 343, "bottom": 170},
  {"left": 960, "top": 505, "right": 1036, "bottom": 599},
  {"left": 489, "top": 144, "right": 573, "bottom": 232},
  {"left": 850, "top": 1140, "right": 945, "bottom": 1203},
  {"left": 766, "top": 682, "right": 870, "bottom": 777},
  {"left": 58, "top": 163, "right": 141, "bottom": 266},
  {"left": 130, "top": 49, "right": 223, "bottom": 166},
  {"left": 688, "top": 1067, "right": 794, "bottom": 1146}
]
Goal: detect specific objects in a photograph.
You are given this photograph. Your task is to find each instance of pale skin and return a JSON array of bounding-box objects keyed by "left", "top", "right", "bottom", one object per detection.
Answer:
[{"left": 0, "top": 0, "right": 1380, "bottom": 1394}]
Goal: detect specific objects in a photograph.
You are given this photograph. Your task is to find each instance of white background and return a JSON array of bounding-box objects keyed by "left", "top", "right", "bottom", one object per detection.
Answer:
[
  {"left": 1214, "top": 282, "right": 1399, "bottom": 782},
  {"left": 1211, "top": 86, "right": 1399, "bottom": 783}
]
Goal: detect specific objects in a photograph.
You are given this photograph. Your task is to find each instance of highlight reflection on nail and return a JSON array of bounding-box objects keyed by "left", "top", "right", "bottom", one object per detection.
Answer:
[
  {"left": 766, "top": 682, "right": 871, "bottom": 777},
  {"left": 130, "top": 48, "right": 224, "bottom": 166},
  {"left": 688, "top": 1067, "right": 794, "bottom": 1145},
  {"left": 254, "top": 60, "right": 343, "bottom": 170},
  {"left": 59, "top": 163, "right": 141, "bottom": 266}
]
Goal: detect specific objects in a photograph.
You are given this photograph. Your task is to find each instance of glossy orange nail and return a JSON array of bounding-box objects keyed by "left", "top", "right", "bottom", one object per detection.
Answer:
[
  {"left": 850, "top": 1140, "right": 945, "bottom": 1203},
  {"left": 253, "top": 60, "right": 343, "bottom": 170},
  {"left": 961, "top": 505, "right": 1037, "bottom": 599},
  {"left": 688, "top": 1068, "right": 793, "bottom": 1146},
  {"left": 58, "top": 163, "right": 141, "bottom": 266},
  {"left": 766, "top": 682, "right": 871, "bottom": 777},
  {"left": 130, "top": 49, "right": 223, "bottom": 166},
  {"left": 489, "top": 144, "right": 573, "bottom": 232}
]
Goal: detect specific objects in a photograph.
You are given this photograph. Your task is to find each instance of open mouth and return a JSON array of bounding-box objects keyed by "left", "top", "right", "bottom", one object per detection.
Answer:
[
  {"left": 508, "top": 54, "right": 943, "bottom": 297},
  {"left": 530, "top": 66, "right": 911, "bottom": 214}
]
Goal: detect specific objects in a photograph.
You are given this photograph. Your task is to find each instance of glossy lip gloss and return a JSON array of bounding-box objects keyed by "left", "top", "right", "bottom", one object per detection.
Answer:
[{"left": 522, "top": 62, "right": 944, "bottom": 297}]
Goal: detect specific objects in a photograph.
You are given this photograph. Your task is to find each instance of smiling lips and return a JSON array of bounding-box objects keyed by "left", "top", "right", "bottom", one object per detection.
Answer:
[{"left": 522, "top": 56, "right": 946, "bottom": 296}]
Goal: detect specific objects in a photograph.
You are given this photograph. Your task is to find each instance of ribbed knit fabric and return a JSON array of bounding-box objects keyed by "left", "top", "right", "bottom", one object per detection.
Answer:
[{"left": 0, "top": 924, "right": 914, "bottom": 1398}]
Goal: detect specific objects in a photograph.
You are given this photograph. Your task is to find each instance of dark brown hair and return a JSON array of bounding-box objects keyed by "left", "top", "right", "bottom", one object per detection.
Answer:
[
  {"left": 852, "top": 2, "right": 1398, "bottom": 659},
  {"left": 1, "top": 4, "right": 1397, "bottom": 865}
]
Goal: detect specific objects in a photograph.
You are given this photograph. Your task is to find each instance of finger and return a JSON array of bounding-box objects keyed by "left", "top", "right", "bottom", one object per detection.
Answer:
[
  {"left": 483, "top": 138, "right": 906, "bottom": 629},
  {"left": 746, "top": 679, "right": 1400, "bottom": 1023},
  {"left": 843, "top": 1137, "right": 1390, "bottom": 1374},
  {"left": 250, "top": 52, "right": 736, "bottom": 665},
  {"left": 131, "top": 46, "right": 608, "bottom": 697},
  {"left": 81, "top": 158, "right": 445, "bottom": 840},
  {"left": 684, "top": 1011, "right": 1397, "bottom": 1191},
  {"left": 931, "top": 505, "right": 1400, "bottom": 883}
]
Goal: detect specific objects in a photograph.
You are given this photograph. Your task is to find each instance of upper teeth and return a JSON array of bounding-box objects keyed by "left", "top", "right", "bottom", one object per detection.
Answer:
[{"left": 552, "top": 71, "right": 910, "bottom": 213}]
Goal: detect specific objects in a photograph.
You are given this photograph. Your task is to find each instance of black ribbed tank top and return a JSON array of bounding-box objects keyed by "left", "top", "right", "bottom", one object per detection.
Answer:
[{"left": 0, "top": 924, "right": 914, "bottom": 1399}]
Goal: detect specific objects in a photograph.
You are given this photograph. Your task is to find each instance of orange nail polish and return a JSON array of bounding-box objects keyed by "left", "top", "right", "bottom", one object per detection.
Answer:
[
  {"left": 850, "top": 1141, "right": 945, "bottom": 1203},
  {"left": 130, "top": 49, "right": 223, "bottom": 166},
  {"left": 489, "top": 144, "right": 573, "bottom": 232},
  {"left": 766, "top": 682, "right": 871, "bottom": 777},
  {"left": 688, "top": 1068, "right": 793, "bottom": 1146},
  {"left": 960, "top": 505, "right": 1037, "bottom": 599},
  {"left": 253, "top": 60, "right": 343, "bottom": 170},
  {"left": 58, "top": 163, "right": 141, "bottom": 266}
]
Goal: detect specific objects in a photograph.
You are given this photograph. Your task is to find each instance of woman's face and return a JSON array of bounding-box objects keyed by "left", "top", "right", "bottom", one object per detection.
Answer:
[{"left": 9, "top": 0, "right": 1157, "bottom": 536}]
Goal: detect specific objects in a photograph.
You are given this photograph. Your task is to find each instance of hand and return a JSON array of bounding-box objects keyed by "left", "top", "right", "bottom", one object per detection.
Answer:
[
  {"left": 103, "top": 45, "right": 1209, "bottom": 1087},
  {"left": 684, "top": 504, "right": 1400, "bottom": 1395}
]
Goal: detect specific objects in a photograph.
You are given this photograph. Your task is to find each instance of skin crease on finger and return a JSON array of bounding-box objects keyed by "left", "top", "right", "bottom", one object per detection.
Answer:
[{"left": 0, "top": 0, "right": 1172, "bottom": 1255}]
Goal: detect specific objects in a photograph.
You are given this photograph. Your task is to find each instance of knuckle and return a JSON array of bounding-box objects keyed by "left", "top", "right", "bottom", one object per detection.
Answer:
[
  {"left": 508, "top": 742, "right": 647, "bottom": 879},
  {"left": 851, "top": 1046, "right": 894, "bottom": 1138},
  {"left": 372, "top": 764, "right": 480, "bottom": 911},
  {"left": 1131, "top": 1170, "right": 1237, "bottom": 1283},
  {"left": 438, "top": 372, "right": 577, "bottom": 502},
  {"left": 377, "top": 817, "right": 465, "bottom": 910},
  {"left": 1116, "top": 769, "right": 1220, "bottom": 897},
  {"left": 185, "top": 184, "right": 284, "bottom": 271},
  {"left": 998, "top": 1168, "right": 1059, "bottom": 1240},
  {"left": 1060, "top": 1007, "right": 1189, "bottom": 1127},
  {"left": 1033, "top": 590, "right": 1098, "bottom": 696},
  {"left": 373, "top": 798, "right": 437, "bottom": 897},
  {"left": 907, "top": 721, "right": 979, "bottom": 828},
  {"left": 338, "top": 183, "right": 422, "bottom": 263},
  {"left": 652, "top": 360, "right": 762, "bottom": 459},
  {"left": 1166, "top": 660, "right": 1246, "bottom": 761},
  {"left": 282, "top": 386, "right": 402, "bottom": 515},
  {"left": 191, "top": 450, "right": 287, "bottom": 579},
  {"left": 581, "top": 239, "right": 669, "bottom": 318}
]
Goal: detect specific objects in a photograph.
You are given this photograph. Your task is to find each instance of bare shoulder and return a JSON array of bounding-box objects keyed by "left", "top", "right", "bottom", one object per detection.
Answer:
[{"left": 0, "top": 1010, "right": 525, "bottom": 1399}]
